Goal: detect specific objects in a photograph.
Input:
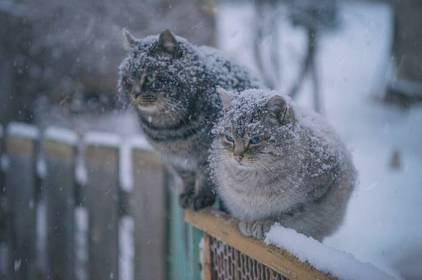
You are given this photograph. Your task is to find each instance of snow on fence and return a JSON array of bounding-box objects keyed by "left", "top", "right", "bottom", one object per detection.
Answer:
[
  {"left": 185, "top": 210, "right": 333, "bottom": 280},
  {"left": 0, "top": 122, "right": 392, "bottom": 280},
  {"left": 186, "top": 210, "right": 395, "bottom": 280}
]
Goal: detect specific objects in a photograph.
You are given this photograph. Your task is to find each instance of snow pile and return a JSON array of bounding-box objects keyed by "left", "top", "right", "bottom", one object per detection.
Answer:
[
  {"left": 84, "top": 131, "right": 121, "bottom": 147},
  {"left": 265, "top": 224, "right": 396, "bottom": 280},
  {"left": 7, "top": 122, "right": 39, "bottom": 139},
  {"left": 45, "top": 126, "right": 78, "bottom": 145}
]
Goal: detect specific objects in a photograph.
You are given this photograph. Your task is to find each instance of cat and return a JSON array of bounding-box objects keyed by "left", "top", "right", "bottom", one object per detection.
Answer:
[
  {"left": 209, "top": 88, "right": 356, "bottom": 241},
  {"left": 118, "top": 29, "right": 263, "bottom": 210}
]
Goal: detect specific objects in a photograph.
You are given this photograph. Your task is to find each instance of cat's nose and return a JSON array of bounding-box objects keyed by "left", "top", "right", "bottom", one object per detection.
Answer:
[{"left": 233, "top": 154, "right": 243, "bottom": 162}]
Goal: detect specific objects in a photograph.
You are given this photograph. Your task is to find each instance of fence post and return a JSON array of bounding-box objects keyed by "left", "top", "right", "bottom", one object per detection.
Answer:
[
  {"left": 167, "top": 174, "right": 190, "bottom": 280},
  {"left": 0, "top": 125, "right": 7, "bottom": 280},
  {"left": 5, "top": 123, "right": 38, "bottom": 280},
  {"left": 85, "top": 133, "right": 120, "bottom": 280},
  {"left": 188, "top": 225, "right": 203, "bottom": 280},
  {"left": 131, "top": 145, "right": 167, "bottom": 280},
  {"left": 44, "top": 128, "right": 78, "bottom": 280}
]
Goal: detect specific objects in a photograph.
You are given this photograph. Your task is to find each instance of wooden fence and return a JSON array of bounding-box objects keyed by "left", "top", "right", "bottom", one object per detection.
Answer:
[
  {"left": 1, "top": 122, "right": 383, "bottom": 280},
  {"left": 0, "top": 122, "right": 202, "bottom": 280}
]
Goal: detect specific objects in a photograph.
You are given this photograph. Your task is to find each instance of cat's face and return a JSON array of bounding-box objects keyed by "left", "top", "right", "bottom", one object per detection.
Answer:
[
  {"left": 214, "top": 90, "right": 296, "bottom": 170},
  {"left": 118, "top": 30, "right": 196, "bottom": 116}
]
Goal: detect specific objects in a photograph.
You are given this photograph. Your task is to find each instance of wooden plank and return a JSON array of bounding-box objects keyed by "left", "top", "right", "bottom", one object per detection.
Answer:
[
  {"left": 44, "top": 139, "right": 76, "bottom": 280},
  {"left": 184, "top": 210, "right": 334, "bottom": 280},
  {"left": 34, "top": 132, "right": 47, "bottom": 280},
  {"left": 0, "top": 125, "right": 7, "bottom": 280},
  {"left": 167, "top": 175, "right": 189, "bottom": 280},
  {"left": 5, "top": 131, "right": 38, "bottom": 279},
  {"left": 85, "top": 143, "right": 119, "bottom": 280},
  {"left": 188, "top": 225, "right": 202, "bottom": 280},
  {"left": 131, "top": 148, "right": 166, "bottom": 280},
  {"left": 202, "top": 234, "right": 212, "bottom": 280}
]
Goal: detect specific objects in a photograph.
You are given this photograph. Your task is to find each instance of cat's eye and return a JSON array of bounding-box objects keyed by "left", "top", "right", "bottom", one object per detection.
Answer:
[
  {"left": 144, "top": 74, "right": 155, "bottom": 86},
  {"left": 249, "top": 136, "right": 262, "bottom": 145},
  {"left": 125, "top": 77, "right": 134, "bottom": 88},
  {"left": 224, "top": 134, "right": 234, "bottom": 143}
]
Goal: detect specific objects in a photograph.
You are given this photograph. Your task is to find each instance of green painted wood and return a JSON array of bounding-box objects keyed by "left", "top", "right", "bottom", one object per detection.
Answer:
[
  {"left": 188, "top": 225, "right": 203, "bottom": 280},
  {"left": 167, "top": 175, "right": 189, "bottom": 280}
]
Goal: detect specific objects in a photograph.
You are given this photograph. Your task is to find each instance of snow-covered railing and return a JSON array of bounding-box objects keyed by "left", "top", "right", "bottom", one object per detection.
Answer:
[
  {"left": 185, "top": 210, "right": 395, "bottom": 280},
  {"left": 185, "top": 210, "right": 333, "bottom": 280}
]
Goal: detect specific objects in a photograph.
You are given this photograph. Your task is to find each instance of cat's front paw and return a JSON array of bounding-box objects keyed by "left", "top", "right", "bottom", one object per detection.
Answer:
[
  {"left": 238, "top": 220, "right": 273, "bottom": 240},
  {"left": 179, "top": 191, "right": 195, "bottom": 209},
  {"left": 192, "top": 191, "right": 216, "bottom": 211},
  {"left": 179, "top": 190, "right": 215, "bottom": 210}
]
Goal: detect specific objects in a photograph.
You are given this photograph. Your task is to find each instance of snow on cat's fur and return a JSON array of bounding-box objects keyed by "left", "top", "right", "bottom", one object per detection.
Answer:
[
  {"left": 118, "top": 30, "right": 262, "bottom": 210},
  {"left": 210, "top": 88, "right": 356, "bottom": 240}
]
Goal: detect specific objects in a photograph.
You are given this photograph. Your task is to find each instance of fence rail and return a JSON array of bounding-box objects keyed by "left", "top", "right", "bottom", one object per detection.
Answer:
[{"left": 185, "top": 210, "right": 334, "bottom": 280}]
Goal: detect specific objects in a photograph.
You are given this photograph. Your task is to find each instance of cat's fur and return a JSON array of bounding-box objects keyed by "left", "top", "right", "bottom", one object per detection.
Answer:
[
  {"left": 210, "top": 89, "right": 356, "bottom": 240},
  {"left": 118, "top": 30, "right": 262, "bottom": 210}
]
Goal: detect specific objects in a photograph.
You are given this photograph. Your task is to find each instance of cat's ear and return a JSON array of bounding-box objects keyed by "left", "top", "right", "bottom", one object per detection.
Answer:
[
  {"left": 123, "top": 28, "right": 138, "bottom": 50},
  {"left": 217, "top": 87, "right": 233, "bottom": 111},
  {"left": 158, "top": 29, "right": 178, "bottom": 54},
  {"left": 266, "top": 95, "right": 295, "bottom": 125}
]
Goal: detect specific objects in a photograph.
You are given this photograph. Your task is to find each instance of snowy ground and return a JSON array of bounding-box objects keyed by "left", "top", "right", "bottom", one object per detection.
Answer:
[{"left": 217, "top": 1, "right": 422, "bottom": 279}]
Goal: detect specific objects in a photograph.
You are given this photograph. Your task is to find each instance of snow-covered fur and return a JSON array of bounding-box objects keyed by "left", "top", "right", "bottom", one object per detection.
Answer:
[
  {"left": 210, "top": 89, "right": 356, "bottom": 240},
  {"left": 118, "top": 30, "right": 262, "bottom": 210}
]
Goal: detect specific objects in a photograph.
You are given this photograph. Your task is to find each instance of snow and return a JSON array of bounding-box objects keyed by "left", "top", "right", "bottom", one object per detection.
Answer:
[
  {"left": 119, "top": 217, "right": 134, "bottom": 280},
  {"left": 7, "top": 122, "right": 39, "bottom": 139},
  {"left": 84, "top": 131, "right": 121, "bottom": 147},
  {"left": 217, "top": 1, "right": 422, "bottom": 278},
  {"left": 36, "top": 156, "right": 47, "bottom": 179},
  {"left": 45, "top": 126, "right": 78, "bottom": 145},
  {"left": 128, "top": 136, "right": 153, "bottom": 151},
  {"left": 75, "top": 207, "right": 88, "bottom": 280},
  {"left": 75, "top": 146, "right": 88, "bottom": 186},
  {"left": 0, "top": 155, "right": 9, "bottom": 172},
  {"left": 265, "top": 224, "right": 396, "bottom": 280},
  {"left": 119, "top": 143, "right": 134, "bottom": 191},
  {"left": 36, "top": 201, "right": 47, "bottom": 272}
]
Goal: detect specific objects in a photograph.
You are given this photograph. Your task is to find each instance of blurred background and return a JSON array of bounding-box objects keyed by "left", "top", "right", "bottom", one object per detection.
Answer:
[{"left": 0, "top": 0, "right": 421, "bottom": 279}]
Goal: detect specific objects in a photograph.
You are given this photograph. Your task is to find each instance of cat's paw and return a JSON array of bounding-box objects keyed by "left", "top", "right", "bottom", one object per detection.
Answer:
[
  {"left": 192, "top": 191, "right": 216, "bottom": 211},
  {"left": 179, "top": 190, "right": 215, "bottom": 210},
  {"left": 238, "top": 220, "right": 272, "bottom": 240},
  {"left": 179, "top": 191, "right": 195, "bottom": 209}
]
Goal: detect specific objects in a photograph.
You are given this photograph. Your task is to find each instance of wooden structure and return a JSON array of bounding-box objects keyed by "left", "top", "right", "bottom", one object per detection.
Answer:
[
  {"left": 0, "top": 122, "right": 201, "bottom": 280},
  {"left": 185, "top": 210, "right": 334, "bottom": 280},
  {"left": 0, "top": 122, "right": 341, "bottom": 280}
]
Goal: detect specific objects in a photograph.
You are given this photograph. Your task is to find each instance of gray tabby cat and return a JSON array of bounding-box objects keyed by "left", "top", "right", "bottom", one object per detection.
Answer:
[
  {"left": 210, "top": 88, "right": 356, "bottom": 241},
  {"left": 118, "top": 30, "right": 262, "bottom": 210}
]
